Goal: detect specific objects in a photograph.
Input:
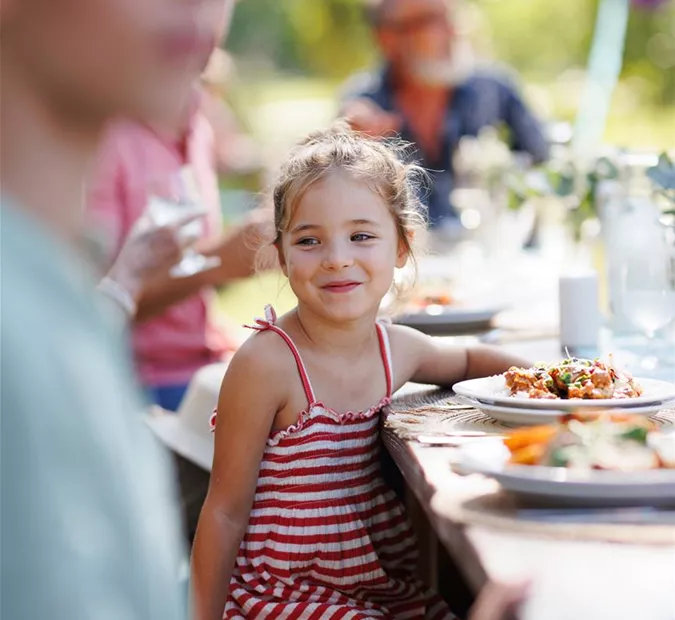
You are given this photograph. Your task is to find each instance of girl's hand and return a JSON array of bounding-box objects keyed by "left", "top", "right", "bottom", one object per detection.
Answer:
[{"left": 468, "top": 580, "right": 530, "bottom": 620}]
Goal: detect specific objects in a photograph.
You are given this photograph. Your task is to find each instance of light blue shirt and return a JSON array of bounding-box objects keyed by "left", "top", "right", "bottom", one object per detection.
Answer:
[{"left": 0, "top": 203, "right": 186, "bottom": 619}]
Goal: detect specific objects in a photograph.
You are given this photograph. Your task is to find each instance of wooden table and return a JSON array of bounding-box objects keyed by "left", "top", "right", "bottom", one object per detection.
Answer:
[{"left": 385, "top": 341, "right": 675, "bottom": 620}]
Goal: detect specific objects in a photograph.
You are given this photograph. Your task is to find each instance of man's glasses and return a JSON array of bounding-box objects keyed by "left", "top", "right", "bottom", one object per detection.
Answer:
[{"left": 379, "top": 11, "right": 449, "bottom": 34}]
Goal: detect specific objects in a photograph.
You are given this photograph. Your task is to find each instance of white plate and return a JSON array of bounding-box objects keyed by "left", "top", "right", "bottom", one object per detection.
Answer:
[
  {"left": 467, "top": 399, "right": 674, "bottom": 427},
  {"left": 456, "top": 438, "right": 675, "bottom": 506},
  {"left": 453, "top": 375, "right": 675, "bottom": 410},
  {"left": 394, "top": 306, "right": 502, "bottom": 332}
]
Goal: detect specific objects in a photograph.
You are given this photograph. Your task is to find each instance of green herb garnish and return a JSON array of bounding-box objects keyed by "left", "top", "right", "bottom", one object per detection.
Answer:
[
  {"left": 621, "top": 427, "right": 649, "bottom": 444},
  {"left": 549, "top": 448, "right": 570, "bottom": 467}
]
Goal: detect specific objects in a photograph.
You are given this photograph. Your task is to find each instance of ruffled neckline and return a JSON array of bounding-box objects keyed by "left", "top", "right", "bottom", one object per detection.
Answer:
[{"left": 267, "top": 396, "right": 391, "bottom": 446}]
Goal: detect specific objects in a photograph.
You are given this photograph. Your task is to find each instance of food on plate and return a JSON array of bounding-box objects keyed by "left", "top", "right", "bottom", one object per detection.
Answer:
[
  {"left": 407, "top": 292, "right": 454, "bottom": 310},
  {"left": 503, "top": 358, "right": 643, "bottom": 400},
  {"left": 505, "top": 412, "right": 675, "bottom": 471}
]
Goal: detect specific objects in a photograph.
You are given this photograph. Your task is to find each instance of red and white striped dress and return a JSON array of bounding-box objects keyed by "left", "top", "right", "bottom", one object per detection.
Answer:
[{"left": 219, "top": 308, "right": 454, "bottom": 619}]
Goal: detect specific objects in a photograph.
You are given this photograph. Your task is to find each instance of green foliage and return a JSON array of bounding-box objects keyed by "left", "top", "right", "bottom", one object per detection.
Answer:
[
  {"left": 647, "top": 152, "right": 675, "bottom": 213},
  {"left": 507, "top": 149, "right": 675, "bottom": 239},
  {"left": 622, "top": 2, "right": 675, "bottom": 105},
  {"left": 478, "top": 0, "right": 599, "bottom": 74},
  {"left": 227, "top": 0, "right": 374, "bottom": 78},
  {"left": 507, "top": 154, "right": 620, "bottom": 241},
  {"left": 479, "top": 0, "right": 674, "bottom": 107},
  {"left": 647, "top": 152, "right": 675, "bottom": 192},
  {"left": 226, "top": 0, "right": 674, "bottom": 106}
]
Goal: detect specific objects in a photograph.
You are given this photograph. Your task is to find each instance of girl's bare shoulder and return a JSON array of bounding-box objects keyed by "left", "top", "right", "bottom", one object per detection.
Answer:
[
  {"left": 216, "top": 327, "right": 301, "bottom": 424},
  {"left": 227, "top": 327, "right": 298, "bottom": 383}
]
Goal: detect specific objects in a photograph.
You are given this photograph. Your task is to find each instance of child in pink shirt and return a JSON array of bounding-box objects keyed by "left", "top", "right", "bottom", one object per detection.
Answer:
[{"left": 87, "top": 88, "right": 265, "bottom": 410}]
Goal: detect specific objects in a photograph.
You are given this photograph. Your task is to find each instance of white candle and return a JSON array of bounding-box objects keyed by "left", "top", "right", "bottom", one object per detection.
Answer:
[{"left": 559, "top": 271, "right": 601, "bottom": 355}]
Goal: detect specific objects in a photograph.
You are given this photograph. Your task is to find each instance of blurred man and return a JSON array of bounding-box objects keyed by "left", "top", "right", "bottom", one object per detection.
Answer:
[
  {"left": 0, "top": 0, "right": 233, "bottom": 618},
  {"left": 87, "top": 1, "right": 269, "bottom": 412},
  {"left": 341, "top": 0, "right": 549, "bottom": 228}
]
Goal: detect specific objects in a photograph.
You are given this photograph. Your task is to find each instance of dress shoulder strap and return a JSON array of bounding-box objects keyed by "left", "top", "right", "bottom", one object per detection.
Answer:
[
  {"left": 375, "top": 321, "right": 394, "bottom": 398},
  {"left": 245, "top": 305, "right": 317, "bottom": 407}
]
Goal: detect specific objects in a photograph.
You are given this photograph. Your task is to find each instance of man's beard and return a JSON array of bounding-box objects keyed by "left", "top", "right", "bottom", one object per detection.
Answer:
[{"left": 407, "top": 41, "right": 474, "bottom": 87}]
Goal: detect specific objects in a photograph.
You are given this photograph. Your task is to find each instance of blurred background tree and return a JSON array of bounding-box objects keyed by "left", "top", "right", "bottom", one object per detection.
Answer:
[
  {"left": 227, "top": 0, "right": 375, "bottom": 78},
  {"left": 227, "top": 0, "right": 673, "bottom": 104},
  {"left": 622, "top": 0, "right": 675, "bottom": 106}
]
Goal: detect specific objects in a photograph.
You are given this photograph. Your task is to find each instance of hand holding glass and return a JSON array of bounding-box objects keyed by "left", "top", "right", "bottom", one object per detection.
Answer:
[{"left": 144, "top": 168, "right": 221, "bottom": 278}]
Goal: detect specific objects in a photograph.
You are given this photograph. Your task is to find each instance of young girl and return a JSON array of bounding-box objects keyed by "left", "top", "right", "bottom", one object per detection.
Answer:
[{"left": 192, "top": 125, "right": 530, "bottom": 620}]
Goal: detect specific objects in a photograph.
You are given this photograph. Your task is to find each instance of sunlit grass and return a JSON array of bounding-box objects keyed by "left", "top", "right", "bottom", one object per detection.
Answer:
[
  {"left": 604, "top": 106, "right": 675, "bottom": 151},
  {"left": 217, "top": 272, "right": 296, "bottom": 326}
]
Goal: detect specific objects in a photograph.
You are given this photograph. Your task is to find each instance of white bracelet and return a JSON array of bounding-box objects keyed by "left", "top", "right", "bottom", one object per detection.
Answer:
[{"left": 97, "top": 276, "right": 137, "bottom": 317}]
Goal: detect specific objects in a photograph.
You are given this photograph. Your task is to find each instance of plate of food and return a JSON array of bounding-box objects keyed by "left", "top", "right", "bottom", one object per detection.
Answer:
[
  {"left": 394, "top": 307, "right": 503, "bottom": 334},
  {"left": 469, "top": 400, "right": 672, "bottom": 427},
  {"left": 392, "top": 293, "right": 502, "bottom": 334},
  {"left": 453, "top": 357, "right": 675, "bottom": 410},
  {"left": 456, "top": 413, "right": 675, "bottom": 505}
]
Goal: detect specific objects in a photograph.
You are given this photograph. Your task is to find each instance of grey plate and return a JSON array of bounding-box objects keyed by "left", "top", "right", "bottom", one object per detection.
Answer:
[
  {"left": 466, "top": 399, "right": 675, "bottom": 426},
  {"left": 456, "top": 439, "right": 675, "bottom": 507},
  {"left": 394, "top": 307, "right": 502, "bottom": 335}
]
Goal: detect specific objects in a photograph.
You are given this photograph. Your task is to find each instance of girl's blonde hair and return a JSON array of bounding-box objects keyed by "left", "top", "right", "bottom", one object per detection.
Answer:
[{"left": 271, "top": 121, "right": 427, "bottom": 270}]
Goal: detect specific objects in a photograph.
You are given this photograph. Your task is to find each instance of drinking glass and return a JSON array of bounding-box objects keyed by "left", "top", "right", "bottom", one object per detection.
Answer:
[
  {"left": 144, "top": 167, "right": 221, "bottom": 278},
  {"left": 619, "top": 219, "right": 675, "bottom": 370}
]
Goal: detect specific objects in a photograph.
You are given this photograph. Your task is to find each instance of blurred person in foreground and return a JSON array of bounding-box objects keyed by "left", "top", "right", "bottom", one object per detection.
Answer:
[
  {"left": 0, "top": 0, "right": 235, "bottom": 618},
  {"left": 87, "top": 3, "right": 270, "bottom": 412},
  {"left": 340, "top": 0, "right": 549, "bottom": 230}
]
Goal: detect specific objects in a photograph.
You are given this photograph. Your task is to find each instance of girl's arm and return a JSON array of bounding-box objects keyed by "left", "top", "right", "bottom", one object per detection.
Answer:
[
  {"left": 190, "top": 336, "right": 286, "bottom": 620},
  {"left": 388, "top": 325, "right": 531, "bottom": 388}
]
